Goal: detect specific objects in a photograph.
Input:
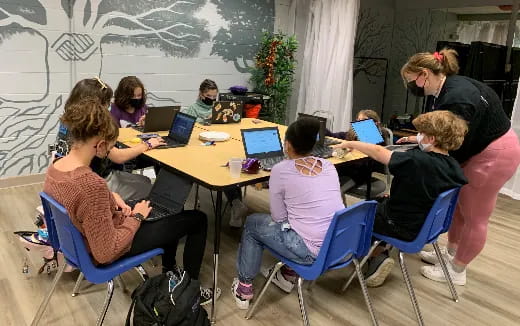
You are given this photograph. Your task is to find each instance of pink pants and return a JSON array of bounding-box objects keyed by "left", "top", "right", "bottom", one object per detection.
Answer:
[{"left": 448, "top": 129, "right": 520, "bottom": 265}]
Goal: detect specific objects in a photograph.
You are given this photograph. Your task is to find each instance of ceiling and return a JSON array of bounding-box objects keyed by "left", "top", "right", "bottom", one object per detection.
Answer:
[{"left": 445, "top": 6, "right": 512, "bottom": 15}]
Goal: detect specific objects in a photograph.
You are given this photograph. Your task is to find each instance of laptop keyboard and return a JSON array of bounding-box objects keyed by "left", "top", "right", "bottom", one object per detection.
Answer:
[
  {"left": 311, "top": 144, "right": 333, "bottom": 159},
  {"left": 126, "top": 199, "right": 172, "bottom": 221},
  {"left": 259, "top": 156, "right": 285, "bottom": 171},
  {"left": 324, "top": 138, "right": 342, "bottom": 146}
]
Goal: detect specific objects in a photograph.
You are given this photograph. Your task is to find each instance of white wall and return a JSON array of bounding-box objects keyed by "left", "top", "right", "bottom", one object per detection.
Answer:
[
  {"left": 0, "top": 0, "right": 276, "bottom": 178},
  {"left": 396, "top": 0, "right": 514, "bottom": 10}
]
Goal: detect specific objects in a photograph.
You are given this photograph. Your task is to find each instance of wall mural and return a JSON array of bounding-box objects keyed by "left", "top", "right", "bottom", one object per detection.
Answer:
[{"left": 0, "top": 0, "right": 274, "bottom": 177}]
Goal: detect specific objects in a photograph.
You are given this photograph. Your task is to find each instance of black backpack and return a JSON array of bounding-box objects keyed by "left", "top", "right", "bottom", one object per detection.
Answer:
[{"left": 126, "top": 271, "right": 210, "bottom": 326}]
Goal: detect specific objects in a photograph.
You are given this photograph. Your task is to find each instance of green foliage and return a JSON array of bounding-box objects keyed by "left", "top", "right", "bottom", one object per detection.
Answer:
[{"left": 250, "top": 32, "right": 298, "bottom": 124}]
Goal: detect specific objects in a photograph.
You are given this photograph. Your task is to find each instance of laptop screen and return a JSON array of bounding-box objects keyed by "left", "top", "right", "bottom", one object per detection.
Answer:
[
  {"left": 350, "top": 119, "right": 384, "bottom": 144},
  {"left": 242, "top": 128, "right": 283, "bottom": 158},
  {"left": 169, "top": 112, "right": 195, "bottom": 141}
]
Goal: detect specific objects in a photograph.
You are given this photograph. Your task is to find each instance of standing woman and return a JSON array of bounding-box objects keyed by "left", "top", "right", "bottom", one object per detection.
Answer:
[
  {"left": 111, "top": 76, "right": 148, "bottom": 127},
  {"left": 399, "top": 49, "right": 520, "bottom": 285}
]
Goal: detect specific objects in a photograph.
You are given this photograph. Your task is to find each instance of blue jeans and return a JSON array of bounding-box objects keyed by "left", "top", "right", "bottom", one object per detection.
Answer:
[{"left": 237, "top": 213, "right": 316, "bottom": 283}]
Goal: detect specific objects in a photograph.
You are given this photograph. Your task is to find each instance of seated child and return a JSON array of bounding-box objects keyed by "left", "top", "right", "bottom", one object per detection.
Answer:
[
  {"left": 333, "top": 110, "right": 468, "bottom": 287},
  {"left": 232, "top": 117, "right": 345, "bottom": 309},
  {"left": 110, "top": 76, "right": 148, "bottom": 128}
]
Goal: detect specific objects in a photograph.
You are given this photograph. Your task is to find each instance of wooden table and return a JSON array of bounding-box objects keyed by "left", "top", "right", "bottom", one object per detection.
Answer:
[{"left": 118, "top": 121, "right": 368, "bottom": 323}]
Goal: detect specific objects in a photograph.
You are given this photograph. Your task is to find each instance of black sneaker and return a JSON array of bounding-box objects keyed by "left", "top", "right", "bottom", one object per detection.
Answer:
[
  {"left": 364, "top": 253, "right": 395, "bottom": 287},
  {"left": 200, "top": 287, "right": 221, "bottom": 306}
]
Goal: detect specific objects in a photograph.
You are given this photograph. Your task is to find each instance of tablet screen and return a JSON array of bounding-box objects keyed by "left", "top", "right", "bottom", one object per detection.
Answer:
[{"left": 350, "top": 119, "right": 384, "bottom": 144}]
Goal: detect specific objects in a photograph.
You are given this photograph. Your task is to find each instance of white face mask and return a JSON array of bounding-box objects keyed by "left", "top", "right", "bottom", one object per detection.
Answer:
[{"left": 416, "top": 133, "right": 432, "bottom": 152}]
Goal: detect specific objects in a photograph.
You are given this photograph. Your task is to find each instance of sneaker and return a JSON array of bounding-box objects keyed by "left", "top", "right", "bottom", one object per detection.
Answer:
[
  {"left": 365, "top": 254, "right": 395, "bottom": 287},
  {"left": 229, "top": 200, "right": 248, "bottom": 228},
  {"left": 260, "top": 266, "right": 295, "bottom": 293},
  {"left": 420, "top": 262, "right": 466, "bottom": 286},
  {"left": 231, "top": 278, "right": 252, "bottom": 310},
  {"left": 200, "top": 287, "right": 221, "bottom": 306},
  {"left": 419, "top": 247, "right": 454, "bottom": 265}
]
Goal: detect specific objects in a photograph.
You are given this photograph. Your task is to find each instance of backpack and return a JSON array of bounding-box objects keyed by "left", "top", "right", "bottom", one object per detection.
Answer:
[{"left": 126, "top": 271, "right": 210, "bottom": 326}]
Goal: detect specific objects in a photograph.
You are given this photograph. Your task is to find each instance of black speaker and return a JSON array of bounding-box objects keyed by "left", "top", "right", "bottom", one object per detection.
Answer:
[
  {"left": 464, "top": 42, "right": 507, "bottom": 81},
  {"left": 436, "top": 41, "right": 471, "bottom": 76}
]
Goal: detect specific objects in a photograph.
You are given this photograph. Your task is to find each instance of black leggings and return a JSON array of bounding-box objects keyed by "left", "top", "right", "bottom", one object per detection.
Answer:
[{"left": 127, "top": 210, "right": 208, "bottom": 279}]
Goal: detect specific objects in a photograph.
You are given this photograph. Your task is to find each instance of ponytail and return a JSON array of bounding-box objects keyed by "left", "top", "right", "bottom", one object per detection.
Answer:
[{"left": 401, "top": 48, "right": 460, "bottom": 84}]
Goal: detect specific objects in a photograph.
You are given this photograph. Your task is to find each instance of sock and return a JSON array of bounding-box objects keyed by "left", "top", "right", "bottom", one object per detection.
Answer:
[
  {"left": 236, "top": 281, "right": 253, "bottom": 299},
  {"left": 447, "top": 247, "right": 457, "bottom": 256},
  {"left": 450, "top": 260, "right": 465, "bottom": 273}
]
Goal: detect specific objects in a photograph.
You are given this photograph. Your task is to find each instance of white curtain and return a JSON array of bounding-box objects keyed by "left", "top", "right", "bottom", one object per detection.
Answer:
[
  {"left": 296, "top": 0, "right": 359, "bottom": 132},
  {"left": 457, "top": 21, "right": 520, "bottom": 46},
  {"left": 500, "top": 79, "right": 520, "bottom": 200}
]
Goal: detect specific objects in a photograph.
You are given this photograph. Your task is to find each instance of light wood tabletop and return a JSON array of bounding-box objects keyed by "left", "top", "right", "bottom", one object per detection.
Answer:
[{"left": 118, "top": 120, "right": 367, "bottom": 190}]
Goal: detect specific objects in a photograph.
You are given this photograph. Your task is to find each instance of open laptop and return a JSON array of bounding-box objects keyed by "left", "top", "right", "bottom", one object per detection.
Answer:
[
  {"left": 241, "top": 127, "right": 285, "bottom": 171},
  {"left": 157, "top": 112, "right": 196, "bottom": 149},
  {"left": 211, "top": 101, "right": 243, "bottom": 124},
  {"left": 126, "top": 169, "right": 193, "bottom": 222},
  {"left": 133, "top": 106, "right": 180, "bottom": 132},
  {"left": 297, "top": 113, "right": 342, "bottom": 146},
  {"left": 297, "top": 113, "right": 333, "bottom": 158}
]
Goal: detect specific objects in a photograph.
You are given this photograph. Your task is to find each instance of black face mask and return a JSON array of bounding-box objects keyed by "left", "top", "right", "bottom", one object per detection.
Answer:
[
  {"left": 407, "top": 79, "right": 426, "bottom": 97},
  {"left": 129, "top": 98, "right": 143, "bottom": 109},
  {"left": 201, "top": 97, "right": 215, "bottom": 106}
]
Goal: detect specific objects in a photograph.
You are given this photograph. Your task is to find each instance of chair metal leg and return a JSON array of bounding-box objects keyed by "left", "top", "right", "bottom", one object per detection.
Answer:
[
  {"left": 353, "top": 258, "right": 379, "bottom": 326},
  {"left": 245, "top": 261, "right": 283, "bottom": 320},
  {"left": 297, "top": 277, "right": 310, "bottom": 326},
  {"left": 342, "top": 241, "right": 381, "bottom": 292},
  {"left": 398, "top": 252, "right": 424, "bottom": 326},
  {"left": 31, "top": 262, "right": 66, "bottom": 326},
  {"left": 433, "top": 242, "right": 459, "bottom": 302},
  {"left": 96, "top": 280, "right": 114, "bottom": 326},
  {"left": 116, "top": 276, "right": 129, "bottom": 294},
  {"left": 72, "top": 272, "right": 84, "bottom": 297},
  {"left": 135, "top": 265, "right": 148, "bottom": 282}
]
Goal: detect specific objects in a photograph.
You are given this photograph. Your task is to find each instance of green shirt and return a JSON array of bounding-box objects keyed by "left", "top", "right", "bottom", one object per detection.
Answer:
[{"left": 182, "top": 99, "right": 212, "bottom": 123}]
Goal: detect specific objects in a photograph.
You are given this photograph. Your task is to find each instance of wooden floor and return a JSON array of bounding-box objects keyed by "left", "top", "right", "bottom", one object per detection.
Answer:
[{"left": 1, "top": 182, "right": 519, "bottom": 326}]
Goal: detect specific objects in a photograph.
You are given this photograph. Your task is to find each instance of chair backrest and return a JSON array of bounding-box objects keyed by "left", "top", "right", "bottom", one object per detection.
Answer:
[
  {"left": 313, "top": 200, "right": 378, "bottom": 274},
  {"left": 414, "top": 188, "right": 461, "bottom": 245},
  {"left": 40, "top": 192, "right": 98, "bottom": 273},
  {"left": 40, "top": 194, "right": 60, "bottom": 251}
]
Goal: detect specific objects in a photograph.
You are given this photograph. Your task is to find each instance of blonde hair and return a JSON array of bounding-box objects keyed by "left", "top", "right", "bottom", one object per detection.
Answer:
[
  {"left": 412, "top": 110, "right": 467, "bottom": 151},
  {"left": 401, "top": 48, "right": 460, "bottom": 86}
]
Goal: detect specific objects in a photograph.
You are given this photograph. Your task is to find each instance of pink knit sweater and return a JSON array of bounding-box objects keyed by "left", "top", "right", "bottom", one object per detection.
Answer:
[{"left": 44, "top": 164, "right": 140, "bottom": 264}]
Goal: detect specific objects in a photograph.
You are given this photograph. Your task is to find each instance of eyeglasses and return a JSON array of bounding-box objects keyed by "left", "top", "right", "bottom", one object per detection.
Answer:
[{"left": 93, "top": 76, "right": 107, "bottom": 90}]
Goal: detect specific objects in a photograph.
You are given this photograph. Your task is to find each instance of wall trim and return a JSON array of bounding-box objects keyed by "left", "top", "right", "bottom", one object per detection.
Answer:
[{"left": 0, "top": 174, "right": 45, "bottom": 189}]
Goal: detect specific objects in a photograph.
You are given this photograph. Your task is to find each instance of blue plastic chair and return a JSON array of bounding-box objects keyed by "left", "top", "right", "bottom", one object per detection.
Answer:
[
  {"left": 245, "top": 200, "right": 379, "bottom": 326},
  {"left": 31, "top": 192, "right": 164, "bottom": 326},
  {"left": 343, "top": 188, "right": 461, "bottom": 326}
]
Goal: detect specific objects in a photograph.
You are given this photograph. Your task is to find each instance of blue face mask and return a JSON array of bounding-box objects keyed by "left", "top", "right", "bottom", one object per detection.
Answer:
[{"left": 416, "top": 133, "right": 432, "bottom": 152}]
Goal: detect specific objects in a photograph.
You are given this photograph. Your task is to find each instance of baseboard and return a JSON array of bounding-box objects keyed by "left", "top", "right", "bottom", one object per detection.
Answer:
[{"left": 0, "top": 173, "right": 45, "bottom": 189}]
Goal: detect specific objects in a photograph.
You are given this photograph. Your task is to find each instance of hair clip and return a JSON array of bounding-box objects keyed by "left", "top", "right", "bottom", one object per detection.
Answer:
[{"left": 93, "top": 76, "right": 107, "bottom": 90}]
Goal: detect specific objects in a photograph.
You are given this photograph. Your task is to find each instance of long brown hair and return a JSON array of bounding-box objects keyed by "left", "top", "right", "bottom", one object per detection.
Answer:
[
  {"left": 61, "top": 97, "right": 118, "bottom": 144},
  {"left": 65, "top": 77, "right": 113, "bottom": 110},
  {"left": 114, "top": 76, "right": 146, "bottom": 110},
  {"left": 401, "top": 48, "right": 460, "bottom": 86}
]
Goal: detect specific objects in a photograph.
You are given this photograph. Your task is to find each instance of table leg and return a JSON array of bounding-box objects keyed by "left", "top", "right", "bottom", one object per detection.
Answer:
[
  {"left": 211, "top": 190, "right": 223, "bottom": 324},
  {"left": 366, "top": 160, "right": 372, "bottom": 200}
]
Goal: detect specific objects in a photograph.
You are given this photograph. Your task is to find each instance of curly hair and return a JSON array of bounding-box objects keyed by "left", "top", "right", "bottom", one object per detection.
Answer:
[
  {"left": 61, "top": 97, "right": 119, "bottom": 144},
  {"left": 412, "top": 110, "right": 467, "bottom": 151},
  {"left": 114, "top": 76, "right": 146, "bottom": 110},
  {"left": 65, "top": 78, "right": 113, "bottom": 110}
]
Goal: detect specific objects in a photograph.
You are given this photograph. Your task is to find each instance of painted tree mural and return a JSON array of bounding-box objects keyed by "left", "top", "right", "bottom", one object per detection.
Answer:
[
  {"left": 0, "top": 0, "right": 217, "bottom": 176},
  {"left": 210, "top": 0, "right": 274, "bottom": 73}
]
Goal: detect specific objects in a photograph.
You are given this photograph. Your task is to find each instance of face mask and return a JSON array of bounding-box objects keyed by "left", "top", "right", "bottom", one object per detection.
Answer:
[
  {"left": 129, "top": 98, "right": 143, "bottom": 110},
  {"left": 407, "top": 76, "right": 426, "bottom": 97},
  {"left": 416, "top": 133, "right": 432, "bottom": 152},
  {"left": 201, "top": 97, "right": 215, "bottom": 106}
]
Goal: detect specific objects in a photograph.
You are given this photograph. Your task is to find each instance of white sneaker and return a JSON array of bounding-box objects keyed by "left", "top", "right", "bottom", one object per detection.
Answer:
[
  {"left": 229, "top": 200, "right": 248, "bottom": 228},
  {"left": 260, "top": 266, "right": 295, "bottom": 293},
  {"left": 231, "top": 278, "right": 252, "bottom": 310},
  {"left": 420, "top": 262, "right": 466, "bottom": 286},
  {"left": 419, "top": 247, "right": 454, "bottom": 265}
]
